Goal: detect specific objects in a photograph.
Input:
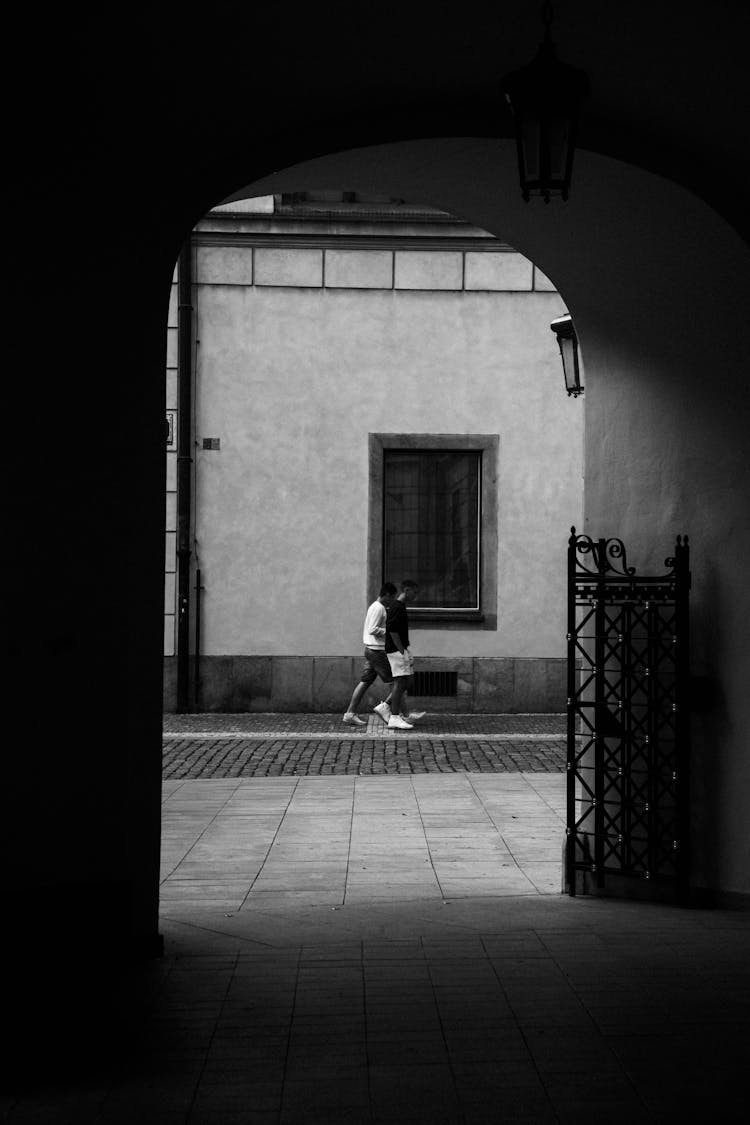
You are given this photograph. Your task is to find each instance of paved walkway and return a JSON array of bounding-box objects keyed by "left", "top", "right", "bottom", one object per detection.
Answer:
[
  {"left": 152, "top": 897, "right": 749, "bottom": 1125},
  {"left": 6, "top": 714, "right": 748, "bottom": 1124},
  {"left": 161, "top": 773, "right": 568, "bottom": 910},
  {"left": 163, "top": 713, "right": 567, "bottom": 777}
]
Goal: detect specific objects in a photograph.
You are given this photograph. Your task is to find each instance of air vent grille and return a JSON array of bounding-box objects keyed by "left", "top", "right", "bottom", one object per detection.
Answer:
[{"left": 412, "top": 671, "right": 457, "bottom": 697}]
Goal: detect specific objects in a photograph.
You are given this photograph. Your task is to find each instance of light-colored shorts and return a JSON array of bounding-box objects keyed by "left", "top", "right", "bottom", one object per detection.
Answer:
[{"left": 387, "top": 649, "right": 414, "bottom": 678}]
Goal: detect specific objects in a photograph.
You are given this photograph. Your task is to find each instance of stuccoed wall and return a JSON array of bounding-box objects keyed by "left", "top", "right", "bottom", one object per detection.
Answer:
[
  {"left": 166, "top": 232, "right": 583, "bottom": 710},
  {"left": 565, "top": 177, "right": 750, "bottom": 898}
]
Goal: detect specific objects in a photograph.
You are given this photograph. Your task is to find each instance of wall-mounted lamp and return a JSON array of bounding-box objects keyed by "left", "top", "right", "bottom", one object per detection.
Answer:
[
  {"left": 501, "top": 3, "right": 590, "bottom": 202},
  {"left": 550, "top": 313, "right": 583, "bottom": 396}
]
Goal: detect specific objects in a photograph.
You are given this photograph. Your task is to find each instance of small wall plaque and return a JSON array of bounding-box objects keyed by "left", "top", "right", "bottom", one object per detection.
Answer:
[
  {"left": 202, "top": 437, "right": 221, "bottom": 450},
  {"left": 166, "top": 410, "right": 177, "bottom": 450}
]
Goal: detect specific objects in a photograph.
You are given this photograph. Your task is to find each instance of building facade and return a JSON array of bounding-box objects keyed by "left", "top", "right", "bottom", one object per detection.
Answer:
[{"left": 164, "top": 193, "right": 583, "bottom": 713}]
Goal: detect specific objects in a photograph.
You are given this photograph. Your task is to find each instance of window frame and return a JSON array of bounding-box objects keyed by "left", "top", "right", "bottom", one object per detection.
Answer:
[{"left": 368, "top": 433, "right": 499, "bottom": 629}]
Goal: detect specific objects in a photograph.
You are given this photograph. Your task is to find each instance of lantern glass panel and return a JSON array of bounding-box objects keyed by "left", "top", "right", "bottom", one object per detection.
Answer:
[
  {"left": 547, "top": 114, "right": 570, "bottom": 178},
  {"left": 522, "top": 114, "right": 541, "bottom": 179},
  {"left": 560, "top": 336, "right": 579, "bottom": 393}
]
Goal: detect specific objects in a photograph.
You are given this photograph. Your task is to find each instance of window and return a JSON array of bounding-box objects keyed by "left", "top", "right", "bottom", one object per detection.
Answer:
[
  {"left": 368, "top": 434, "right": 498, "bottom": 628},
  {"left": 384, "top": 450, "right": 480, "bottom": 610}
]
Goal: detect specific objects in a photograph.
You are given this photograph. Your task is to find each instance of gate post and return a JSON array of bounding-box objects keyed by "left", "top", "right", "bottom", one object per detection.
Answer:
[
  {"left": 593, "top": 537, "right": 607, "bottom": 889},
  {"left": 566, "top": 529, "right": 577, "bottom": 894},
  {"left": 673, "top": 535, "right": 691, "bottom": 903}
]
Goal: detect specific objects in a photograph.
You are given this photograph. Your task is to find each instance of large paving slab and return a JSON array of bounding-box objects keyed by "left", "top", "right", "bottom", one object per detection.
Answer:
[{"left": 160, "top": 773, "right": 567, "bottom": 926}]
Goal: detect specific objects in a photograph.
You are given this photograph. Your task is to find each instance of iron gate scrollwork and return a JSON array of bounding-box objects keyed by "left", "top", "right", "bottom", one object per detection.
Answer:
[{"left": 566, "top": 528, "right": 691, "bottom": 901}]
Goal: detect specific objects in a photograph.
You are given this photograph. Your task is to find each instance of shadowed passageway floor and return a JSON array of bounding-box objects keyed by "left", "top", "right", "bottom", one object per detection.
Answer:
[{"left": 4, "top": 716, "right": 748, "bottom": 1123}]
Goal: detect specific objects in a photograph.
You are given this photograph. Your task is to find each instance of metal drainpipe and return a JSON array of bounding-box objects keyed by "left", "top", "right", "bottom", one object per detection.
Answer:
[
  {"left": 176, "top": 239, "right": 193, "bottom": 712},
  {"left": 194, "top": 567, "right": 203, "bottom": 712}
]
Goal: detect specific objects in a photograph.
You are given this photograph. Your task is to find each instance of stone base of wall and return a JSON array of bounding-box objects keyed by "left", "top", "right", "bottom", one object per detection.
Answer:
[{"left": 163, "top": 655, "right": 566, "bottom": 713}]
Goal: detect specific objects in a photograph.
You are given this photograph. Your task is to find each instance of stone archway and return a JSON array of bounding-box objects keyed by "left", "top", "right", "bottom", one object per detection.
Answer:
[
  {"left": 154, "top": 134, "right": 750, "bottom": 906},
  {"left": 7, "top": 13, "right": 750, "bottom": 1090}
]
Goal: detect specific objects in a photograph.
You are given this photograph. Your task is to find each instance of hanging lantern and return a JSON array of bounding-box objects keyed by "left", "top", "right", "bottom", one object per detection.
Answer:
[
  {"left": 502, "top": 4, "right": 590, "bottom": 202},
  {"left": 550, "top": 313, "right": 583, "bottom": 396}
]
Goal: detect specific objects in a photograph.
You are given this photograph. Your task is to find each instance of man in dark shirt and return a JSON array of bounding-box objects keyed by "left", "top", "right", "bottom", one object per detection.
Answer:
[{"left": 385, "top": 579, "right": 422, "bottom": 730}]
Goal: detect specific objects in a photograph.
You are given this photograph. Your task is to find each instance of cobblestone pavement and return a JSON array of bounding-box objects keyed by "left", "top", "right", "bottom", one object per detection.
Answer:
[{"left": 163, "top": 713, "right": 566, "bottom": 777}]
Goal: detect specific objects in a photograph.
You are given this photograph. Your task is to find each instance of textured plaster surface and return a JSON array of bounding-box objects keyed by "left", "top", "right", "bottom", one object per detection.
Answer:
[{"left": 194, "top": 283, "right": 579, "bottom": 659}]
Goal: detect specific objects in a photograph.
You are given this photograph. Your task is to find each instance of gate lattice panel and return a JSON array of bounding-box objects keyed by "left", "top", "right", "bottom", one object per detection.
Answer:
[{"left": 566, "top": 529, "right": 690, "bottom": 901}]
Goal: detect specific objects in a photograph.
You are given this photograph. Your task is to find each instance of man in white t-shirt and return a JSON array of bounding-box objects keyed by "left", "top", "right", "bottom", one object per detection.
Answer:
[{"left": 342, "top": 583, "right": 398, "bottom": 726}]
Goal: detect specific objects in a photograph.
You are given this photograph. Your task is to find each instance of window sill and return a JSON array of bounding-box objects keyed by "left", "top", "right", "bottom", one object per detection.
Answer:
[{"left": 409, "top": 609, "right": 485, "bottom": 624}]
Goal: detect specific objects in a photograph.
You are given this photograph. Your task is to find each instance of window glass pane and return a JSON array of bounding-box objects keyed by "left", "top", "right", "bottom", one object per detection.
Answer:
[{"left": 383, "top": 451, "right": 480, "bottom": 609}]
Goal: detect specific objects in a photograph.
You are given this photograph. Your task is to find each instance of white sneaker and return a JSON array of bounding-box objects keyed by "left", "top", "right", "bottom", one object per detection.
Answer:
[
  {"left": 343, "top": 712, "right": 366, "bottom": 726},
  {"left": 373, "top": 702, "right": 392, "bottom": 723},
  {"left": 402, "top": 711, "right": 425, "bottom": 722},
  {"left": 387, "top": 715, "right": 413, "bottom": 730}
]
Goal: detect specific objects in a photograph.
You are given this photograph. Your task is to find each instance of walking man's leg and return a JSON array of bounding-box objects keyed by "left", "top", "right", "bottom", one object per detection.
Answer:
[
  {"left": 343, "top": 679, "right": 368, "bottom": 725},
  {"left": 399, "top": 674, "right": 425, "bottom": 722},
  {"left": 387, "top": 676, "right": 413, "bottom": 729},
  {"left": 369, "top": 647, "right": 394, "bottom": 723},
  {"left": 344, "top": 649, "right": 395, "bottom": 726},
  {"left": 343, "top": 655, "right": 378, "bottom": 726}
]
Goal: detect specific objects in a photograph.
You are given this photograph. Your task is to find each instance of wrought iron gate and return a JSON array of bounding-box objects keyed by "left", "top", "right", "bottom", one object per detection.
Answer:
[{"left": 566, "top": 528, "right": 691, "bottom": 902}]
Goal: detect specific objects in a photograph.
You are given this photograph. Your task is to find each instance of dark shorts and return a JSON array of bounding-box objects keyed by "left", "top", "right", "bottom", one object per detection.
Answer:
[{"left": 359, "top": 647, "right": 393, "bottom": 686}]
